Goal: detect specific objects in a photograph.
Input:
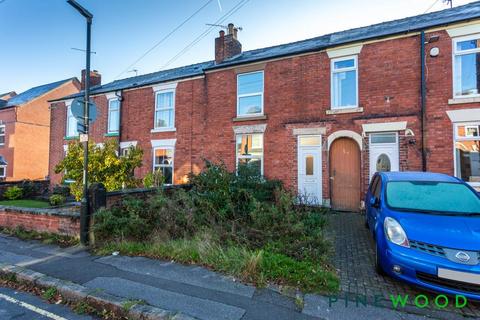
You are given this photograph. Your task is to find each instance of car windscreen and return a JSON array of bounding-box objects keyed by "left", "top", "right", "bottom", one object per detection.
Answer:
[{"left": 386, "top": 181, "right": 480, "bottom": 214}]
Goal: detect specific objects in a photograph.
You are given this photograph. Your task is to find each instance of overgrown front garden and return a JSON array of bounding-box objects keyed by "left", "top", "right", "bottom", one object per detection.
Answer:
[{"left": 93, "top": 162, "right": 339, "bottom": 293}]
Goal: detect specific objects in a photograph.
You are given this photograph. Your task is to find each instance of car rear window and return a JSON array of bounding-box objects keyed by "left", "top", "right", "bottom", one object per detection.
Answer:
[{"left": 386, "top": 181, "right": 480, "bottom": 214}]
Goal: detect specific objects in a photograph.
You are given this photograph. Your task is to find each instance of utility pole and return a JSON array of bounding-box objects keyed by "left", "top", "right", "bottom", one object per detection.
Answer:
[{"left": 67, "top": 0, "right": 93, "bottom": 246}]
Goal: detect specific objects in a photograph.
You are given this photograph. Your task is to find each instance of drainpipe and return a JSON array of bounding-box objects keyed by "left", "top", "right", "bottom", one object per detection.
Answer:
[
  {"left": 115, "top": 90, "right": 123, "bottom": 155},
  {"left": 420, "top": 31, "right": 427, "bottom": 172}
]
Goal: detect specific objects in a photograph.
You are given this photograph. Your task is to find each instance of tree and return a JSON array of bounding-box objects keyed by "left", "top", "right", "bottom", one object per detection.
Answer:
[{"left": 55, "top": 140, "right": 143, "bottom": 200}]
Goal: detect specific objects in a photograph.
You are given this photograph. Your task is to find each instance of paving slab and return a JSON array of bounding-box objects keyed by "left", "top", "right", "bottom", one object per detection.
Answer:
[
  {"left": 84, "top": 276, "right": 246, "bottom": 320},
  {"left": 96, "top": 255, "right": 255, "bottom": 298},
  {"left": 303, "top": 294, "right": 428, "bottom": 320}
]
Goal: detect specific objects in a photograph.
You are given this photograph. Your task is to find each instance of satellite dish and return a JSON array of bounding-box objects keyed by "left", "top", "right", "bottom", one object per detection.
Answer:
[{"left": 71, "top": 97, "right": 97, "bottom": 123}]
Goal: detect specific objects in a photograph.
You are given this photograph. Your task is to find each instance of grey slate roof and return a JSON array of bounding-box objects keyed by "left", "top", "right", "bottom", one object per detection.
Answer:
[
  {"left": 5, "top": 78, "right": 75, "bottom": 108},
  {"left": 0, "top": 100, "right": 6, "bottom": 108},
  {"left": 0, "top": 92, "right": 15, "bottom": 100},
  {"left": 53, "top": 1, "right": 480, "bottom": 101}
]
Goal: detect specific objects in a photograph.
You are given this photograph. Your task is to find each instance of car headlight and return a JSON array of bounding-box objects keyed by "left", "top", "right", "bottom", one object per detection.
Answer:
[{"left": 384, "top": 217, "right": 409, "bottom": 248}]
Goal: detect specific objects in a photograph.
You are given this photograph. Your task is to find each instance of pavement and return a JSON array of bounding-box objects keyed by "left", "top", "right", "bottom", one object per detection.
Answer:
[
  {"left": 326, "top": 211, "right": 480, "bottom": 320},
  {"left": 0, "top": 286, "right": 93, "bottom": 319},
  {"left": 0, "top": 232, "right": 441, "bottom": 320}
]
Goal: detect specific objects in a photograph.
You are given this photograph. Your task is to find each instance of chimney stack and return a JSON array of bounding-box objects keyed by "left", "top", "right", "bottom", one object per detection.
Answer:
[
  {"left": 81, "top": 69, "right": 101, "bottom": 90},
  {"left": 215, "top": 23, "right": 242, "bottom": 64}
]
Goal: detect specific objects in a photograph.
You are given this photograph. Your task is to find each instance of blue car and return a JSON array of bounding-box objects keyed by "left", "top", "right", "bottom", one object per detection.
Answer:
[{"left": 365, "top": 171, "right": 480, "bottom": 299}]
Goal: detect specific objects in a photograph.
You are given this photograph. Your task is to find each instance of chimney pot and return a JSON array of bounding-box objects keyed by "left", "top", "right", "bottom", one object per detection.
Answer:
[
  {"left": 219, "top": 30, "right": 225, "bottom": 37},
  {"left": 228, "top": 23, "right": 234, "bottom": 35}
]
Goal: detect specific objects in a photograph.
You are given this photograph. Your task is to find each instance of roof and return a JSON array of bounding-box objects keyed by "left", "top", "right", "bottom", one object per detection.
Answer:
[
  {"left": 0, "top": 100, "right": 6, "bottom": 108},
  {"left": 0, "top": 92, "right": 16, "bottom": 100},
  {"left": 53, "top": 1, "right": 480, "bottom": 102},
  {"left": 381, "top": 171, "right": 460, "bottom": 183},
  {"left": 5, "top": 78, "right": 75, "bottom": 108}
]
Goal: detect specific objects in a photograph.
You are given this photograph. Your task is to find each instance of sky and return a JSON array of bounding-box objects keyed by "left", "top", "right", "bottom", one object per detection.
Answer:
[{"left": 0, "top": 0, "right": 477, "bottom": 94}]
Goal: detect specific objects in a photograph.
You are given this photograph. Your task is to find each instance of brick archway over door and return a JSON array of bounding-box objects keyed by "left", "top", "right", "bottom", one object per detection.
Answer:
[{"left": 329, "top": 138, "right": 361, "bottom": 212}]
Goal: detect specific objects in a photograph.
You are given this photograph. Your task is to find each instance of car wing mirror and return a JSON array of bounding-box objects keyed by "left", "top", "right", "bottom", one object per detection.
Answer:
[{"left": 370, "top": 196, "right": 380, "bottom": 208}]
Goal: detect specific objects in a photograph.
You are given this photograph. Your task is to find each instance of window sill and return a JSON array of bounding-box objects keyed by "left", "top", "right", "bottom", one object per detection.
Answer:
[
  {"left": 326, "top": 107, "right": 363, "bottom": 115},
  {"left": 64, "top": 136, "right": 79, "bottom": 140},
  {"left": 448, "top": 97, "right": 480, "bottom": 105},
  {"left": 151, "top": 128, "right": 176, "bottom": 133},
  {"left": 104, "top": 132, "right": 119, "bottom": 137},
  {"left": 233, "top": 115, "right": 267, "bottom": 122}
]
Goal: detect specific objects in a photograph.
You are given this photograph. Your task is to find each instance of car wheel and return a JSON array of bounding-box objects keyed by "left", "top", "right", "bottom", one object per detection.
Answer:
[{"left": 375, "top": 243, "right": 386, "bottom": 275}]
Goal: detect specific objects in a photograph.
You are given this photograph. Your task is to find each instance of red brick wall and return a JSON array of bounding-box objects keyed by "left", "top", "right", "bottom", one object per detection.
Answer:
[
  {"left": 48, "top": 27, "right": 480, "bottom": 207},
  {"left": 0, "top": 208, "right": 80, "bottom": 236}
]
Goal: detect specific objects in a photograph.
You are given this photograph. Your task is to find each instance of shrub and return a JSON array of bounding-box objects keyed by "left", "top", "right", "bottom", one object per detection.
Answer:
[
  {"left": 55, "top": 140, "right": 143, "bottom": 200},
  {"left": 49, "top": 194, "right": 66, "bottom": 206},
  {"left": 52, "top": 184, "right": 70, "bottom": 197},
  {"left": 143, "top": 169, "right": 164, "bottom": 188},
  {"left": 4, "top": 186, "right": 23, "bottom": 200}
]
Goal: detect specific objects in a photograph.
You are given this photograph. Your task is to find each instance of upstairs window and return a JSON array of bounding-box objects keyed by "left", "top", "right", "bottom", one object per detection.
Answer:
[
  {"left": 236, "top": 133, "right": 263, "bottom": 175},
  {"left": 454, "top": 35, "right": 480, "bottom": 98},
  {"left": 331, "top": 56, "right": 358, "bottom": 109},
  {"left": 66, "top": 104, "right": 78, "bottom": 137},
  {"left": 237, "top": 71, "right": 264, "bottom": 117},
  {"left": 0, "top": 124, "right": 5, "bottom": 145},
  {"left": 154, "top": 90, "right": 175, "bottom": 130},
  {"left": 107, "top": 98, "right": 120, "bottom": 134}
]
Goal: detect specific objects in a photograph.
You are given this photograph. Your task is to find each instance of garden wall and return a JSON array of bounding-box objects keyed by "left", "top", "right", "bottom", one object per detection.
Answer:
[
  {"left": 0, "top": 206, "right": 79, "bottom": 236},
  {"left": 0, "top": 180, "right": 50, "bottom": 200},
  {"left": 105, "top": 185, "right": 192, "bottom": 209}
]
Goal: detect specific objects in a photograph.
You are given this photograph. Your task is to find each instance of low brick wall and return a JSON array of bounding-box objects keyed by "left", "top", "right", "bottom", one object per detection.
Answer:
[
  {"left": 0, "top": 206, "right": 80, "bottom": 236},
  {"left": 0, "top": 180, "right": 50, "bottom": 200}
]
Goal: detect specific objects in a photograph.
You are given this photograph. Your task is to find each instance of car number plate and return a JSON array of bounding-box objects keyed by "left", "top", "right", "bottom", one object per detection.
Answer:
[{"left": 438, "top": 268, "right": 480, "bottom": 285}]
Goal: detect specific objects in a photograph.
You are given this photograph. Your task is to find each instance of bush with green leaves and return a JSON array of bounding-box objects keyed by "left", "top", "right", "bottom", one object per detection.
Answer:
[
  {"left": 49, "top": 194, "right": 66, "bottom": 206},
  {"left": 142, "top": 168, "right": 164, "bottom": 188},
  {"left": 54, "top": 140, "right": 143, "bottom": 200},
  {"left": 4, "top": 186, "right": 23, "bottom": 200}
]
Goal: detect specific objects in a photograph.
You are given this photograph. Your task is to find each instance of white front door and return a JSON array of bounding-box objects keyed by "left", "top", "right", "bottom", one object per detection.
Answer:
[
  {"left": 369, "top": 132, "right": 399, "bottom": 179},
  {"left": 298, "top": 136, "right": 322, "bottom": 205}
]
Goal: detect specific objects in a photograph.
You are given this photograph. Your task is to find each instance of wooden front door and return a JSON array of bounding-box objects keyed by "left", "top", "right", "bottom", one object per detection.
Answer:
[{"left": 329, "top": 138, "right": 360, "bottom": 211}]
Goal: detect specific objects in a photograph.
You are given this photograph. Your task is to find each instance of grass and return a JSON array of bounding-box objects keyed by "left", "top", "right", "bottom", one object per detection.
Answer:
[
  {"left": 0, "top": 226, "right": 79, "bottom": 247},
  {"left": 0, "top": 199, "right": 50, "bottom": 208},
  {"left": 95, "top": 233, "right": 339, "bottom": 294}
]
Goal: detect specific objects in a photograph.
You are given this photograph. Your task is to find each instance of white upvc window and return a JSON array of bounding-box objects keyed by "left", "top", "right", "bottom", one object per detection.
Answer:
[
  {"left": 154, "top": 89, "right": 175, "bottom": 130},
  {"left": 66, "top": 104, "right": 78, "bottom": 137},
  {"left": 236, "top": 133, "right": 264, "bottom": 175},
  {"left": 0, "top": 124, "right": 5, "bottom": 145},
  {"left": 454, "top": 122, "right": 480, "bottom": 188},
  {"left": 331, "top": 55, "right": 358, "bottom": 109},
  {"left": 453, "top": 34, "right": 480, "bottom": 98},
  {"left": 107, "top": 98, "right": 120, "bottom": 134},
  {"left": 237, "top": 71, "right": 264, "bottom": 117},
  {"left": 153, "top": 147, "right": 174, "bottom": 185}
]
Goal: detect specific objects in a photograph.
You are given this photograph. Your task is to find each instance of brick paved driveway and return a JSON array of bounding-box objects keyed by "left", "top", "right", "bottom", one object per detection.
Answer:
[{"left": 327, "top": 211, "right": 480, "bottom": 319}]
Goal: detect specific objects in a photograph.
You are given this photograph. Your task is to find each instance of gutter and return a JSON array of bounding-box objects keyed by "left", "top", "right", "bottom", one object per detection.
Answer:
[{"left": 420, "top": 31, "right": 427, "bottom": 172}]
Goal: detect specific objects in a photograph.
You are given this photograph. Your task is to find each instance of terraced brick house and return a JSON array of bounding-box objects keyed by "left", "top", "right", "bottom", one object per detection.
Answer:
[
  {"left": 49, "top": 3, "right": 480, "bottom": 211},
  {"left": 0, "top": 79, "right": 80, "bottom": 181}
]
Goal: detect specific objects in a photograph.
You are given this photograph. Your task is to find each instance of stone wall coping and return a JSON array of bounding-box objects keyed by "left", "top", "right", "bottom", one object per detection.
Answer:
[
  {"left": 0, "top": 205, "right": 80, "bottom": 218},
  {"left": 106, "top": 184, "right": 192, "bottom": 197}
]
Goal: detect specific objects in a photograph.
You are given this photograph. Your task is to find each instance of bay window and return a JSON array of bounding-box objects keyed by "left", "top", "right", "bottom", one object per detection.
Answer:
[
  {"left": 454, "top": 123, "right": 480, "bottom": 187},
  {"left": 453, "top": 35, "right": 480, "bottom": 98},
  {"left": 237, "top": 71, "right": 264, "bottom": 117},
  {"left": 236, "top": 133, "right": 263, "bottom": 175},
  {"left": 331, "top": 56, "right": 358, "bottom": 109}
]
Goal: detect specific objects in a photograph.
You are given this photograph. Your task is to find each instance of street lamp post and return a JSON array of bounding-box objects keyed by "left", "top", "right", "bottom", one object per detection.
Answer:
[{"left": 67, "top": 0, "right": 93, "bottom": 246}]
